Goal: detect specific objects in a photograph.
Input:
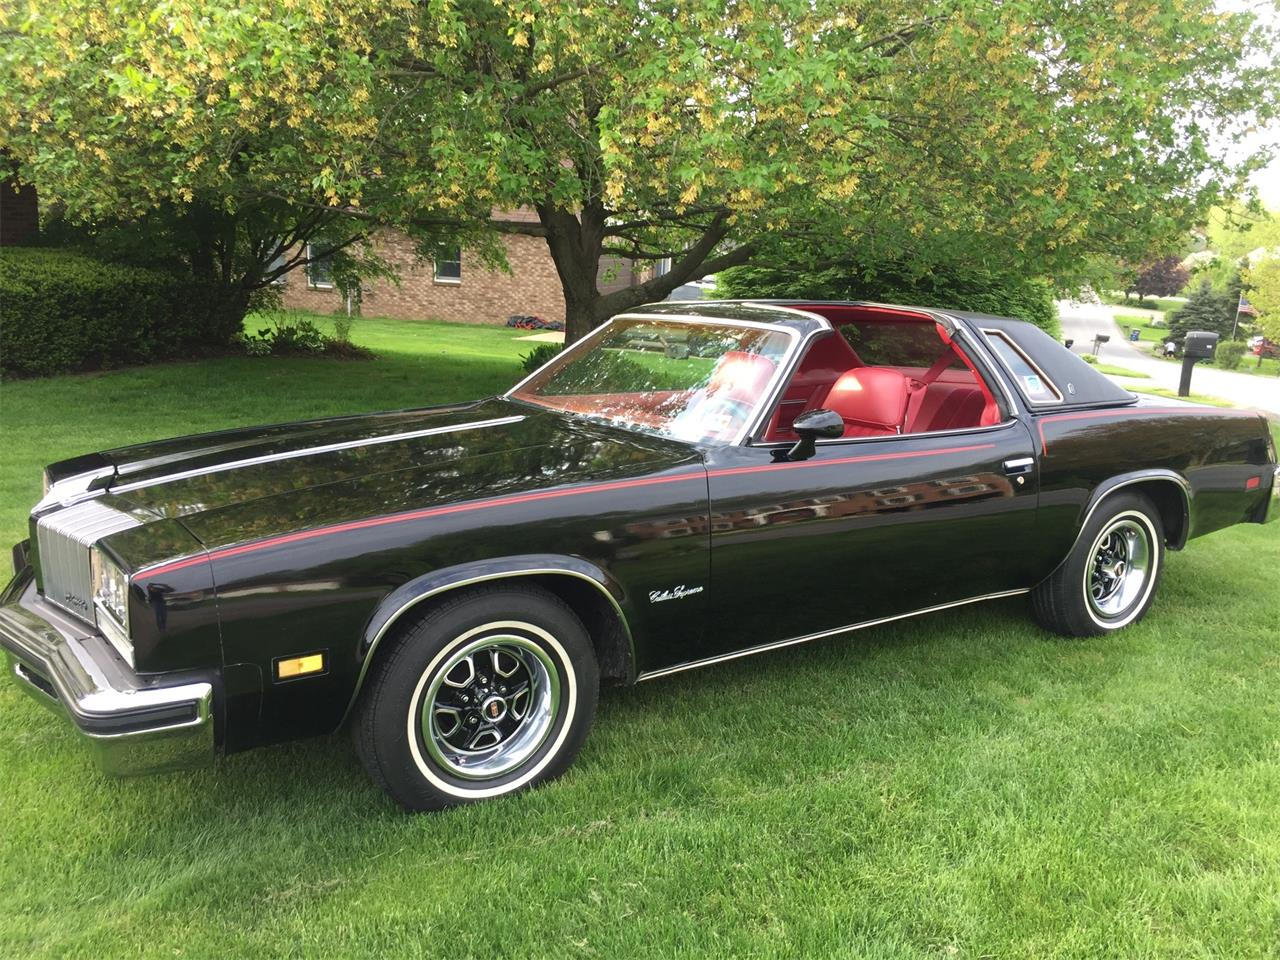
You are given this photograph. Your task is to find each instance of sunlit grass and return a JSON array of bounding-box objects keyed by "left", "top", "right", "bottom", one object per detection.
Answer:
[{"left": 2, "top": 315, "right": 1278, "bottom": 958}]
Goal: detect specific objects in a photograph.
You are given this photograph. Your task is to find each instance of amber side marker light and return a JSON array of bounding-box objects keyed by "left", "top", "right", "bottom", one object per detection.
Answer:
[{"left": 275, "top": 652, "right": 327, "bottom": 681}]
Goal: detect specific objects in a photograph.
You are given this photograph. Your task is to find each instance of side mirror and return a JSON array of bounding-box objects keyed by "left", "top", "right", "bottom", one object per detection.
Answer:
[{"left": 782, "top": 408, "right": 844, "bottom": 461}]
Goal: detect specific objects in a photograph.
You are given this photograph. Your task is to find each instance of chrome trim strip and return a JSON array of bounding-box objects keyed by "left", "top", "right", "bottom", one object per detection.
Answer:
[
  {"left": 637, "top": 588, "right": 1032, "bottom": 681},
  {"left": 750, "top": 415, "right": 1024, "bottom": 450},
  {"left": 33, "top": 466, "right": 115, "bottom": 513},
  {"left": 110, "top": 416, "right": 526, "bottom": 494},
  {"left": 980, "top": 327, "right": 1064, "bottom": 406},
  {"left": 740, "top": 325, "right": 831, "bottom": 444},
  {"left": 950, "top": 324, "right": 1023, "bottom": 419},
  {"left": 342, "top": 567, "right": 635, "bottom": 722}
]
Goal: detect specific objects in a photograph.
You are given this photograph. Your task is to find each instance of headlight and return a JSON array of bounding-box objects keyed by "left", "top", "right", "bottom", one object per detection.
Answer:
[{"left": 91, "top": 546, "right": 131, "bottom": 639}]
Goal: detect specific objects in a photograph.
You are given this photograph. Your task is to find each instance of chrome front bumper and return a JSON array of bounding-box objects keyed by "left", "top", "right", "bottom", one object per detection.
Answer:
[{"left": 0, "top": 573, "right": 215, "bottom": 776}]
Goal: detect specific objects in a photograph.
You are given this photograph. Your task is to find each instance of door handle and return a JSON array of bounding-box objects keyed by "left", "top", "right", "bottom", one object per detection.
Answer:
[{"left": 1002, "top": 457, "right": 1035, "bottom": 476}]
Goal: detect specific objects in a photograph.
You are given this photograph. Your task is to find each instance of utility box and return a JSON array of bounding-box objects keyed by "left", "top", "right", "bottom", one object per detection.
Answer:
[{"left": 1183, "top": 330, "right": 1219, "bottom": 360}]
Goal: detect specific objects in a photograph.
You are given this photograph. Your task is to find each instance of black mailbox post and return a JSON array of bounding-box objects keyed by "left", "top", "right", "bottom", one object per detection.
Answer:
[
  {"left": 1092, "top": 333, "right": 1110, "bottom": 357},
  {"left": 1179, "top": 330, "right": 1219, "bottom": 397}
]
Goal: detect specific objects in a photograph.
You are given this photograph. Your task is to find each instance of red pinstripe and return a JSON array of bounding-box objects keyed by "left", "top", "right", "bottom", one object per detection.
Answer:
[{"left": 134, "top": 442, "right": 996, "bottom": 582}]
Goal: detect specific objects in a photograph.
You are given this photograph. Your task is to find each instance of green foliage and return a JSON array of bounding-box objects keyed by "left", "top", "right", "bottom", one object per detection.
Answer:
[
  {"left": 718, "top": 257, "right": 1061, "bottom": 336},
  {"left": 1243, "top": 255, "right": 1280, "bottom": 345},
  {"left": 2, "top": 0, "right": 1277, "bottom": 340},
  {"left": 1169, "top": 280, "right": 1235, "bottom": 343},
  {"left": 0, "top": 247, "right": 242, "bottom": 377},
  {"left": 519, "top": 343, "right": 563, "bottom": 374},
  {"left": 238, "top": 312, "right": 373, "bottom": 360},
  {"left": 1215, "top": 339, "right": 1247, "bottom": 370},
  {"left": 1081, "top": 354, "right": 1099, "bottom": 364}
]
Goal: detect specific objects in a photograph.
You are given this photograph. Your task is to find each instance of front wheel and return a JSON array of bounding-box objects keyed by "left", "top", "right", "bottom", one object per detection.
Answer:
[
  {"left": 353, "top": 585, "right": 599, "bottom": 811},
  {"left": 1031, "top": 492, "right": 1165, "bottom": 637}
]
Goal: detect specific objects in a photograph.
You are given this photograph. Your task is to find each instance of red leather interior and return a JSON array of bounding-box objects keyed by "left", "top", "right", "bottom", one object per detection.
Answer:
[
  {"left": 823, "top": 367, "right": 910, "bottom": 436},
  {"left": 905, "top": 382, "right": 988, "bottom": 432},
  {"left": 763, "top": 332, "right": 862, "bottom": 437}
]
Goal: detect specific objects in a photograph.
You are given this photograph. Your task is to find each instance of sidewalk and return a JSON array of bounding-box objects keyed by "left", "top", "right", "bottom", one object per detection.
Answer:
[{"left": 1056, "top": 300, "right": 1280, "bottom": 418}]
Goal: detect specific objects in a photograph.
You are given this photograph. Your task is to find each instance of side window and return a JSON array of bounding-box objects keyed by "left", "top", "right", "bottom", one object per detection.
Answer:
[
  {"left": 983, "top": 330, "right": 1061, "bottom": 404},
  {"left": 839, "top": 320, "right": 963, "bottom": 370},
  {"left": 305, "top": 244, "right": 334, "bottom": 289},
  {"left": 434, "top": 246, "right": 462, "bottom": 282}
]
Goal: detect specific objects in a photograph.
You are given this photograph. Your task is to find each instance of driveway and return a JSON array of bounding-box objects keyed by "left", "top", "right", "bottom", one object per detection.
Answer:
[{"left": 1056, "top": 300, "right": 1280, "bottom": 418}]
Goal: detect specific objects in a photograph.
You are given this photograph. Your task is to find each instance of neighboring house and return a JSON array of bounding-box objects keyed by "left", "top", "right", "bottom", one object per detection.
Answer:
[{"left": 281, "top": 212, "right": 656, "bottom": 325}]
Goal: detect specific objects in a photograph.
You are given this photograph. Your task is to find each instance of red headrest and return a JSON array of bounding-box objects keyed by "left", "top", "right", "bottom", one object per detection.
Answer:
[
  {"left": 708, "top": 351, "right": 777, "bottom": 403},
  {"left": 824, "top": 366, "right": 909, "bottom": 432}
]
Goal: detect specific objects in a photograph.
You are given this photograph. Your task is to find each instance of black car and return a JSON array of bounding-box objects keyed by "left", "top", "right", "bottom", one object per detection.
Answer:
[{"left": 3, "top": 301, "right": 1277, "bottom": 810}]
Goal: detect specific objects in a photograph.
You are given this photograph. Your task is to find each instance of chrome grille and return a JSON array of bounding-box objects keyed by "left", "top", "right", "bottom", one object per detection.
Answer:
[{"left": 34, "top": 499, "right": 142, "bottom": 622}]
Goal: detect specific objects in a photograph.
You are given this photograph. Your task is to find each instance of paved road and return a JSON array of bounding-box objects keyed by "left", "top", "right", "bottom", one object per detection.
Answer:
[{"left": 1056, "top": 300, "right": 1280, "bottom": 418}]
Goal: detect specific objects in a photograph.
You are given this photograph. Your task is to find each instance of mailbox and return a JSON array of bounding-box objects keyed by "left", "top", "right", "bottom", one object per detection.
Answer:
[{"left": 1183, "top": 330, "right": 1219, "bottom": 360}]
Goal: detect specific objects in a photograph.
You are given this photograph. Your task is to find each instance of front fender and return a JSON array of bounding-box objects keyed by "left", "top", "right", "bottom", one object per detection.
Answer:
[{"left": 343, "top": 554, "right": 633, "bottom": 720}]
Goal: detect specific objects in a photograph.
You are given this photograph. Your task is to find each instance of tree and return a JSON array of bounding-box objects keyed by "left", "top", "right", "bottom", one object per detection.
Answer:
[
  {"left": 1125, "top": 256, "right": 1190, "bottom": 304},
  {"left": 1169, "top": 280, "right": 1234, "bottom": 343},
  {"left": 717, "top": 246, "right": 1060, "bottom": 334},
  {"left": 1244, "top": 255, "right": 1280, "bottom": 351},
  {"left": 2, "top": 0, "right": 1277, "bottom": 342},
  {"left": 41, "top": 200, "right": 385, "bottom": 328}
]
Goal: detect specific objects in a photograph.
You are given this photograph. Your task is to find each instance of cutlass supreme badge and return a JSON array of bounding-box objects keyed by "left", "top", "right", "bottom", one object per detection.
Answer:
[{"left": 648, "top": 584, "right": 705, "bottom": 604}]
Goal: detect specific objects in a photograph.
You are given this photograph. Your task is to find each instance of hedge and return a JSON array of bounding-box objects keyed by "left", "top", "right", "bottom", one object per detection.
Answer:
[{"left": 1, "top": 247, "right": 245, "bottom": 377}]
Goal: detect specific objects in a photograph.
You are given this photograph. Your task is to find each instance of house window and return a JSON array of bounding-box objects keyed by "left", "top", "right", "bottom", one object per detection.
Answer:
[
  {"left": 434, "top": 246, "right": 462, "bottom": 283},
  {"left": 654, "top": 257, "right": 672, "bottom": 278},
  {"left": 306, "top": 244, "right": 334, "bottom": 289}
]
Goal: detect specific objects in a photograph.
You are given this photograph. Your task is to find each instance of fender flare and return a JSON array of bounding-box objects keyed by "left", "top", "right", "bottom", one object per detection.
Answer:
[
  {"left": 1067, "top": 469, "right": 1192, "bottom": 559},
  {"left": 341, "top": 554, "right": 634, "bottom": 721}
]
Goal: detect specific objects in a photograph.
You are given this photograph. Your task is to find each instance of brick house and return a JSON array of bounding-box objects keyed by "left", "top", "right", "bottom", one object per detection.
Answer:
[{"left": 281, "top": 212, "right": 655, "bottom": 325}]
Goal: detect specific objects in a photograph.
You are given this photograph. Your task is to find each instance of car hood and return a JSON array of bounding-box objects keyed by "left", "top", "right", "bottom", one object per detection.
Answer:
[{"left": 84, "top": 398, "right": 701, "bottom": 546}]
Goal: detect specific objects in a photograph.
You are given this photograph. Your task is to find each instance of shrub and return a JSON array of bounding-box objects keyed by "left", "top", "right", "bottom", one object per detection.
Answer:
[
  {"left": 1215, "top": 339, "right": 1247, "bottom": 370},
  {"left": 519, "top": 343, "right": 562, "bottom": 373},
  {"left": 717, "top": 257, "right": 1060, "bottom": 336},
  {"left": 0, "top": 247, "right": 244, "bottom": 377},
  {"left": 238, "top": 312, "right": 373, "bottom": 359},
  {"left": 1081, "top": 354, "right": 1099, "bottom": 364}
]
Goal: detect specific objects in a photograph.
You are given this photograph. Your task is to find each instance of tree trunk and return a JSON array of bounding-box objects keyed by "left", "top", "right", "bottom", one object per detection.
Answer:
[{"left": 535, "top": 204, "right": 759, "bottom": 345}]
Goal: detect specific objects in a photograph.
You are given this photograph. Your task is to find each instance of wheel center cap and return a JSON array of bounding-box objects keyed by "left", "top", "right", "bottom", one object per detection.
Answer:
[{"left": 481, "top": 695, "right": 507, "bottom": 723}]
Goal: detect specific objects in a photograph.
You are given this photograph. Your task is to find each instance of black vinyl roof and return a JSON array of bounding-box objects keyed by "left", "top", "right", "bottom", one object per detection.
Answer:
[{"left": 943, "top": 310, "right": 1137, "bottom": 409}]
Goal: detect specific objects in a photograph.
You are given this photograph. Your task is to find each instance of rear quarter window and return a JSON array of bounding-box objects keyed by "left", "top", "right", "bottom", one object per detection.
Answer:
[{"left": 983, "top": 330, "right": 1061, "bottom": 403}]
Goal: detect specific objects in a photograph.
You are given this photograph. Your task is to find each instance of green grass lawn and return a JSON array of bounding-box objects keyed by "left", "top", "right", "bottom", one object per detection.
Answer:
[
  {"left": 1102, "top": 293, "right": 1186, "bottom": 313},
  {"left": 1093, "top": 363, "right": 1151, "bottom": 379},
  {"left": 3, "top": 314, "right": 1280, "bottom": 958}
]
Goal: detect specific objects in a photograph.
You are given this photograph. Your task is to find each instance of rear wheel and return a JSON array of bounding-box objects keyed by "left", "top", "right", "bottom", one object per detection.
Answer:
[
  {"left": 353, "top": 585, "right": 599, "bottom": 811},
  {"left": 1031, "top": 492, "right": 1164, "bottom": 637}
]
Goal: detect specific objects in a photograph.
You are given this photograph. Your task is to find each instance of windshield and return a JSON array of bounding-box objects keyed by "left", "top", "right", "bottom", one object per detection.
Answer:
[{"left": 510, "top": 318, "right": 794, "bottom": 443}]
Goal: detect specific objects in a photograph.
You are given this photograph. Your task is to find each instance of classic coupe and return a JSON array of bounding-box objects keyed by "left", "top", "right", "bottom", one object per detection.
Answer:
[{"left": 3, "top": 301, "right": 1277, "bottom": 810}]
